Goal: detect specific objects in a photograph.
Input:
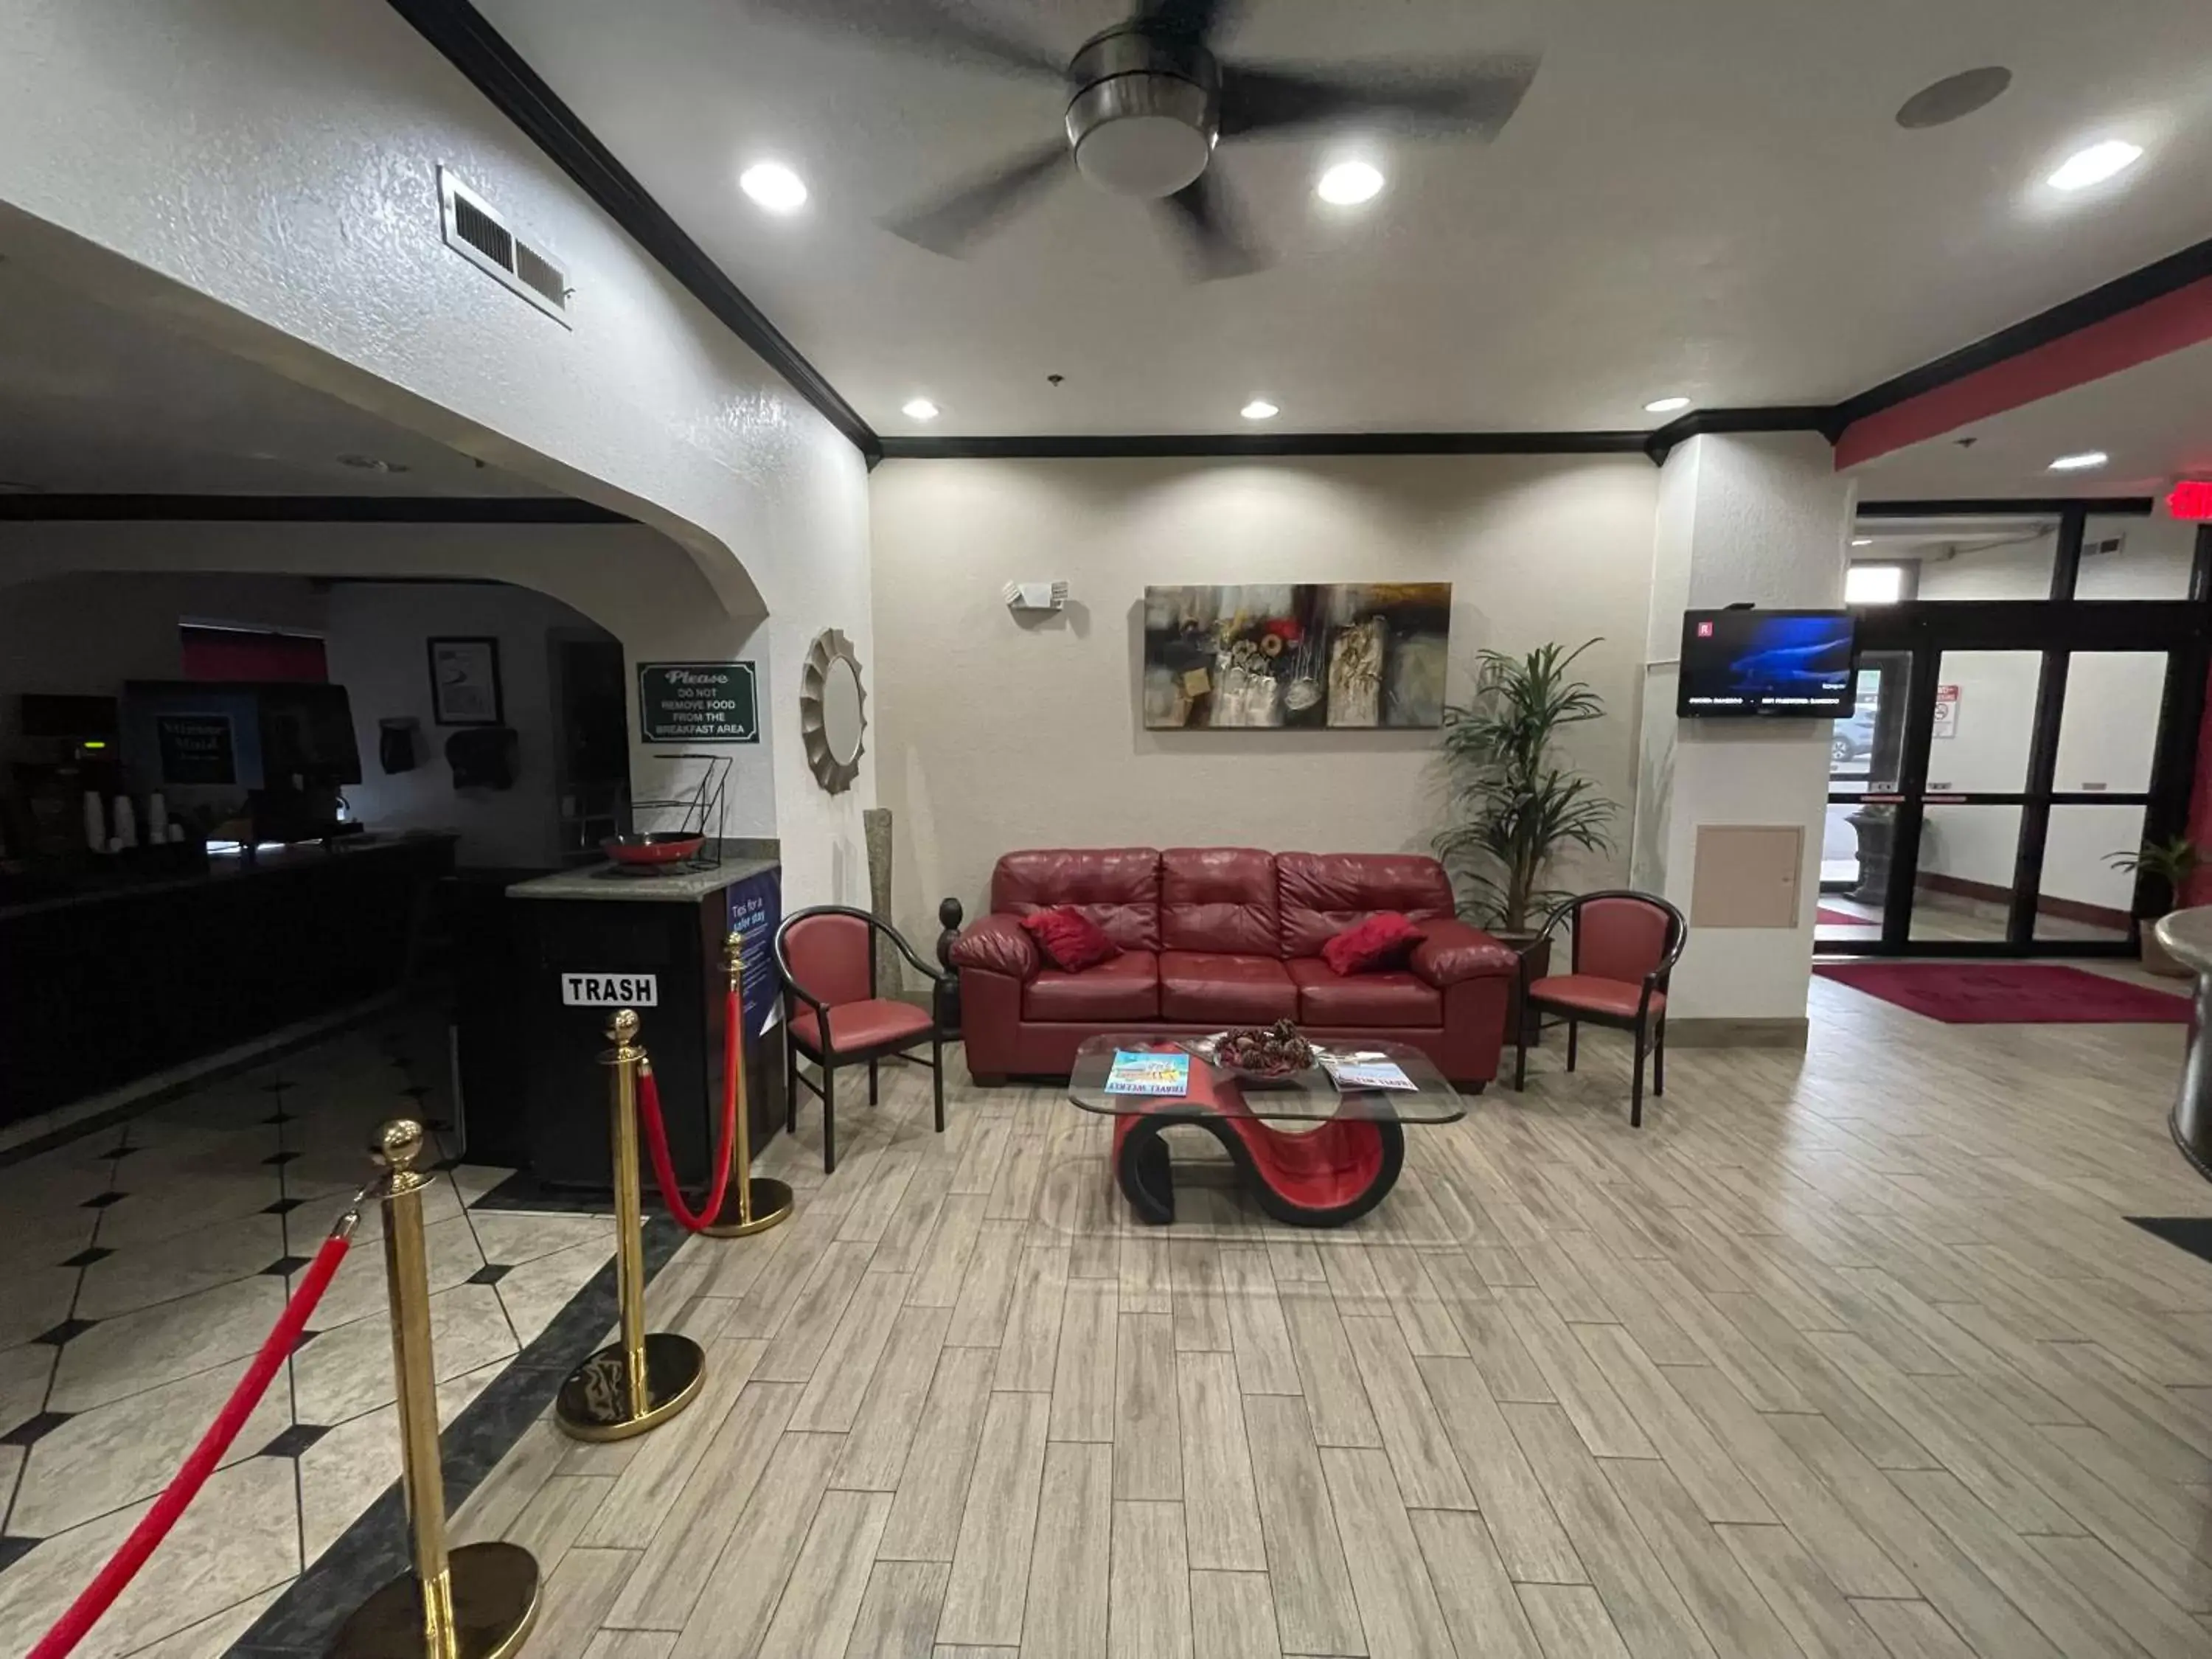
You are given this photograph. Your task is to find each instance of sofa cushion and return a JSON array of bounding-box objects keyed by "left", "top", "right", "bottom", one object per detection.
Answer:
[
  {"left": 1321, "top": 911, "right": 1424, "bottom": 976},
  {"left": 1528, "top": 973, "right": 1667, "bottom": 1020},
  {"left": 1161, "top": 847, "right": 1279, "bottom": 956},
  {"left": 1159, "top": 951, "right": 1298, "bottom": 1023},
  {"left": 1024, "top": 950, "right": 1160, "bottom": 1020},
  {"left": 1022, "top": 906, "right": 1120, "bottom": 973},
  {"left": 1278, "top": 852, "right": 1456, "bottom": 958},
  {"left": 1288, "top": 959, "right": 1441, "bottom": 1027},
  {"left": 992, "top": 847, "right": 1161, "bottom": 951}
]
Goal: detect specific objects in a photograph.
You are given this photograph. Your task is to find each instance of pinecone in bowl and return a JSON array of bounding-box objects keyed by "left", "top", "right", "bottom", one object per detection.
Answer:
[{"left": 1213, "top": 1019, "right": 1316, "bottom": 1079}]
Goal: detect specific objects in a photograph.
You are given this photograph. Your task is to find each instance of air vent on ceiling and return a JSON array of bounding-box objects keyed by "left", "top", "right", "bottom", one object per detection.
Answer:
[
  {"left": 2083, "top": 533, "right": 2126, "bottom": 558},
  {"left": 438, "top": 166, "right": 571, "bottom": 328}
]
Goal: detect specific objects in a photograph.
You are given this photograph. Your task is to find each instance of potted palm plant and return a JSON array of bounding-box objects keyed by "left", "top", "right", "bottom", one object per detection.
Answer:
[
  {"left": 2107, "top": 835, "right": 2200, "bottom": 977},
  {"left": 1435, "top": 641, "right": 1618, "bottom": 1038}
]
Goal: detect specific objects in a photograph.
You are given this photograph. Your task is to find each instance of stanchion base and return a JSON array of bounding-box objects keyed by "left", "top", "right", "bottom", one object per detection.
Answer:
[
  {"left": 328, "top": 1541, "right": 539, "bottom": 1658},
  {"left": 555, "top": 1331, "right": 705, "bottom": 1441},
  {"left": 702, "top": 1177, "right": 796, "bottom": 1237}
]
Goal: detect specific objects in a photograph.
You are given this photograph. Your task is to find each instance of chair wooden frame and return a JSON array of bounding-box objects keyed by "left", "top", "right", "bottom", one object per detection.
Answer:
[
  {"left": 774, "top": 905, "right": 947, "bottom": 1172},
  {"left": 1512, "top": 889, "right": 1688, "bottom": 1127}
]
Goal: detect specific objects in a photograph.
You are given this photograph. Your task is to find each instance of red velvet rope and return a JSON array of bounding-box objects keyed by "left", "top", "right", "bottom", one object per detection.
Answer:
[
  {"left": 30, "top": 1228, "right": 352, "bottom": 1659},
  {"left": 635, "top": 986, "right": 743, "bottom": 1231}
]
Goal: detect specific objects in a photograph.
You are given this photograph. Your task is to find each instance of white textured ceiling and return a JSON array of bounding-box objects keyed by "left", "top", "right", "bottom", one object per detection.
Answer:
[
  {"left": 479, "top": 0, "right": 2212, "bottom": 437},
  {"left": 0, "top": 255, "right": 546, "bottom": 495}
]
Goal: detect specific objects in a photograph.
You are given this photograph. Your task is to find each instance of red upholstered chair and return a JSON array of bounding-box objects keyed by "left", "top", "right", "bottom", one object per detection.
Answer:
[
  {"left": 1513, "top": 891, "right": 1686, "bottom": 1126},
  {"left": 774, "top": 906, "right": 947, "bottom": 1172}
]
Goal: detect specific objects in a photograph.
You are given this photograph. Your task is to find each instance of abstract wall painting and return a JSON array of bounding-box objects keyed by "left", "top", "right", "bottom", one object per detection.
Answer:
[{"left": 1141, "top": 583, "right": 1453, "bottom": 730}]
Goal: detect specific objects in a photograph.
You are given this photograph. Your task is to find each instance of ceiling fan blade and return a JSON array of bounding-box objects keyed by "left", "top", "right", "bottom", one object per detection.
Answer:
[
  {"left": 1218, "top": 54, "right": 1540, "bottom": 139},
  {"left": 1155, "top": 173, "right": 1267, "bottom": 281},
  {"left": 1138, "top": 0, "right": 1239, "bottom": 47},
  {"left": 748, "top": 0, "right": 1068, "bottom": 81},
  {"left": 885, "top": 142, "right": 1072, "bottom": 257}
]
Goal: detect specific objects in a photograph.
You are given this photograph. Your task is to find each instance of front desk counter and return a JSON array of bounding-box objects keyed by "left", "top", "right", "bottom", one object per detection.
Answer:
[
  {"left": 0, "top": 833, "right": 456, "bottom": 1121},
  {"left": 496, "top": 856, "right": 785, "bottom": 1194}
]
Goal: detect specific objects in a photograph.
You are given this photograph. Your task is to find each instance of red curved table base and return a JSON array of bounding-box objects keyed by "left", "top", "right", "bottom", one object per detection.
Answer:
[{"left": 1112, "top": 1105, "right": 1405, "bottom": 1228}]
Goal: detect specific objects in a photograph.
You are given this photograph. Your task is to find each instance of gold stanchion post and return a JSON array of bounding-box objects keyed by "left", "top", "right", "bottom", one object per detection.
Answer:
[
  {"left": 554, "top": 1009, "right": 706, "bottom": 1441},
  {"left": 704, "top": 929, "right": 793, "bottom": 1238},
  {"left": 332, "top": 1121, "right": 539, "bottom": 1659}
]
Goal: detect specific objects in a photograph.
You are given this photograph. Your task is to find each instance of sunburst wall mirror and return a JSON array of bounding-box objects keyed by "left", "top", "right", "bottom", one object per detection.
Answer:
[{"left": 799, "top": 627, "right": 867, "bottom": 794}]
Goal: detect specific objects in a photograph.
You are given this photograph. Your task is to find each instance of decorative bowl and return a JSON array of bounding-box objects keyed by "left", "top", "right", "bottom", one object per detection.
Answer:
[
  {"left": 602, "top": 832, "right": 705, "bottom": 867},
  {"left": 1202, "top": 1020, "right": 1317, "bottom": 1082}
]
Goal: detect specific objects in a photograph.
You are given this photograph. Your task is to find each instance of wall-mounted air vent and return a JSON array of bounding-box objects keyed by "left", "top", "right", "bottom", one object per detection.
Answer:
[
  {"left": 439, "top": 166, "right": 571, "bottom": 329},
  {"left": 2082, "top": 533, "right": 2127, "bottom": 558}
]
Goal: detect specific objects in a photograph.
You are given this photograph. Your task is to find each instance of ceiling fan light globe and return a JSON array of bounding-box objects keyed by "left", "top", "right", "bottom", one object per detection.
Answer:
[{"left": 1068, "top": 73, "right": 1218, "bottom": 198}]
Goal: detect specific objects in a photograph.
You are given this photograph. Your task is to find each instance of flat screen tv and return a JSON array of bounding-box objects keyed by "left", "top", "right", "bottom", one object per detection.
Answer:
[{"left": 1677, "top": 609, "right": 1857, "bottom": 718}]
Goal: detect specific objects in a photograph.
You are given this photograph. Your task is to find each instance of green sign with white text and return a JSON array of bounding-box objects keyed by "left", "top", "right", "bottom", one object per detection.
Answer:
[{"left": 637, "top": 661, "right": 758, "bottom": 743}]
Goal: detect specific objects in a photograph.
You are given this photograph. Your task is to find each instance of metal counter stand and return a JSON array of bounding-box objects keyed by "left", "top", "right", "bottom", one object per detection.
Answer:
[{"left": 2156, "top": 907, "right": 2212, "bottom": 1181}]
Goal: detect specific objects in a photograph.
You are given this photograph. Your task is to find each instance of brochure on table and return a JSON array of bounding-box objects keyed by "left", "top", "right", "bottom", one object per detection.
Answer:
[
  {"left": 1324, "top": 1056, "right": 1416, "bottom": 1091},
  {"left": 1105, "top": 1051, "right": 1192, "bottom": 1096}
]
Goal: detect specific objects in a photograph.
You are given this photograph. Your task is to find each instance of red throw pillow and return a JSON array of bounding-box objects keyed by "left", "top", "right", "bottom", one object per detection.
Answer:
[
  {"left": 1322, "top": 912, "right": 1424, "bottom": 976},
  {"left": 1021, "top": 906, "right": 1121, "bottom": 973}
]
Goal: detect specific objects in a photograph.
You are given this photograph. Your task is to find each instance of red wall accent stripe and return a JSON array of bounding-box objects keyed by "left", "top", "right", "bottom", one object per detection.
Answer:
[{"left": 1835, "top": 274, "right": 2212, "bottom": 470}]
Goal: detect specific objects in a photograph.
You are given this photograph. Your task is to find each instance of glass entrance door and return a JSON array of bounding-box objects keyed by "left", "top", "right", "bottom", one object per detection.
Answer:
[{"left": 1817, "top": 627, "right": 2199, "bottom": 957}]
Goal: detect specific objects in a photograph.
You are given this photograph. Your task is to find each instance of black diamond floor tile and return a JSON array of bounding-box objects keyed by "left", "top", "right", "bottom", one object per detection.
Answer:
[
  {"left": 32, "top": 1318, "right": 98, "bottom": 1347},
  {"left": 262, "top": 1197, "right": 305, "bottom": 1216},
  {"left": 257, "top": 1423, "right": 330, "bottom": 1459},
  {"left": 467, "top": 1264, "right": 512, "bottom": 1287},
  {"left": 60, "top": 1246, "right": 114, "bottom": 1270},
  {"left": 80, "top": 1192, "right": 125, "bottom": 1209},
  {"left": 262, "top": 1112, "right": 293, "bottom": 1126},
  {"left": 262, "top": 1150, "right": 300, "bottom": 1167},
  {"left": 291, "top": 1329, "right": 320, "bottom": 1355},
  {"left": 0, "top": 1411, "right": 74, "bottom": 1448},
  {"left": 2129, "top": 1216, "right": 2212, "bottom": 1265},
  {"left": 261, "top": 1255, "right": 312, "bottom": 1278},
  {"left": 0, "top": 1536, "right": 38, "bottom": 1575}
]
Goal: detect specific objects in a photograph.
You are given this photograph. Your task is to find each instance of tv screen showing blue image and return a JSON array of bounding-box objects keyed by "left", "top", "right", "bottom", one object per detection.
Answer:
[{"left": 1677, "top": 609, "right": 1857, "bottom": 717}]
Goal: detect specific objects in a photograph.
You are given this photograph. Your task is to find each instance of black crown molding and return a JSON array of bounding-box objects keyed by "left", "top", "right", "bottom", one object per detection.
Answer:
[
  {"left": 0, "top": 495, "right": 633, "bottom": 523},
  {"left": 387, "top": 1, "right": 2212, "bottom": 476},
  {"left": 1856, "top": 496, "right": 2153, "bottom": 518},
  {"left": 877, "top": 431, "right": 1651, "bottom": 462},
  {"left": 386, "top": 0, "right": 880, "bottom": 465}
]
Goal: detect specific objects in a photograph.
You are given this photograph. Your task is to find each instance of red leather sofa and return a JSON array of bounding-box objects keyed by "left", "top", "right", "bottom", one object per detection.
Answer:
[{"left": 946, "top": 847, "right": 1517, "bottom": 1087}]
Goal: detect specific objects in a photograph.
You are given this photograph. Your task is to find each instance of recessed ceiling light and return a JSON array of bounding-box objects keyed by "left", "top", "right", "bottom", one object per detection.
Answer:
[
  {"left": 1315, "top": 162, "right": 1384, "bottom": 206},
  {"left": 338, "top": 453, "right": 408, "bottom": 473},
  {"left": 2048, "top": 450, "right": 2109, "bottom": 471},
  {"left": 902, "top": 397, "right": 939, "bottom": 422},
  {"left": 1851, "top": 538, "right": 1874, "bottom": 547},
  {"left": 1242, "top": 399, "right": 1280, "bottom": 421},
  {"left": 1644, "top": 396, "right": 1691, "bottom": 414},
  {"left": 2047, "top": 140, "right": 2142, "bottom": 192},
  {"left": 740, "top": 162, "right": 809, "bottom": 213}
]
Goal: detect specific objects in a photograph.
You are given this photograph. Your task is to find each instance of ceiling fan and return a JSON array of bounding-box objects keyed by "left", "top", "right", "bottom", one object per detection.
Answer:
[{"left": 754, "top": 0, "right": 1540, "bottom": 279}]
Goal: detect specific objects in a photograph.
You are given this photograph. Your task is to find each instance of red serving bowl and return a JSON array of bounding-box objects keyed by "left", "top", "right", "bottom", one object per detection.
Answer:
[{"left": 602, "top": 832, "right": 705, "bottom": 866}]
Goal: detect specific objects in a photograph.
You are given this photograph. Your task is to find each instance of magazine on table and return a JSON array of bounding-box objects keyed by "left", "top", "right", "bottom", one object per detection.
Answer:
[
  {"left": 1322, "top": 1054, "right": 1416, "bottom": 1091},
  {"left": 1105, "top": 1050, "right": 1192, "bottom": 1096}
]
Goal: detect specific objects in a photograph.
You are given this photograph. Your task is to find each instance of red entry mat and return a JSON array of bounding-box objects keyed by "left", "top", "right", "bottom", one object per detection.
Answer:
[
  {"left": 1816, "top": 906, "right": 1874, "bottom": 928},
  {"left": 1812, "top": 961, "right": 2189, "bottom": 1024}
]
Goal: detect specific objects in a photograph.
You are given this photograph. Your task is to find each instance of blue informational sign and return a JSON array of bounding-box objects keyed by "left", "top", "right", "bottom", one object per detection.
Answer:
[{"left": 726, "top": 867, "right": 784, "bottom": 1037}]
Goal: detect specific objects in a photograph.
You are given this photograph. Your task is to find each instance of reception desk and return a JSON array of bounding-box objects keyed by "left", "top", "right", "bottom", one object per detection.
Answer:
[{"left": 0, "top": 833, "right": 456, "bottom": 1121}]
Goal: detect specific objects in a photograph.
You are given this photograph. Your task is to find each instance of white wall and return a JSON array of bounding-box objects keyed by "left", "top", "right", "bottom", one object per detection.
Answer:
[
  {"left": 1636, "top": 433, "right": 1853, "bottom": 1025},
  {"left": 0, "top": 0, "right": 875, "bottom": 908},
  {"left": 869, "top": 453, "right": 1660, "bottom": 947},
  {"left": 324, "top": 581, "right": 614, "bottom": 869}
]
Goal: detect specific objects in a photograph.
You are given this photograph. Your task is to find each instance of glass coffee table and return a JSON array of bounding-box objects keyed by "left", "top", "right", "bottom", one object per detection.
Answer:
[{"left": 1068, "top": 1034, "right": 1466, "bottom": 1228}]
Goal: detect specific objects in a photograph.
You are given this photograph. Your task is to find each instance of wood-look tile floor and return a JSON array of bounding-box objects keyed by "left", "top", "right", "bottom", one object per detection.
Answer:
[{"left": 459, "top": 972, "right": 2212, "bottom": 1658}]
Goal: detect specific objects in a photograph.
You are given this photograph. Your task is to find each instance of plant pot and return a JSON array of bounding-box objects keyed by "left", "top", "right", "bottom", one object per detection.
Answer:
[
  {"left": 1845, "top": 807, "right": 1894, "bottom": 906},
  {"left": 2142, "top": 918, "right": 2192, "bottom": 978},
  {"left": 1494, "top": 931, "right": 1551, "bottom": 1049}
]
